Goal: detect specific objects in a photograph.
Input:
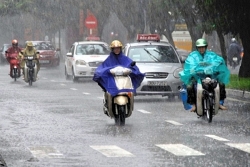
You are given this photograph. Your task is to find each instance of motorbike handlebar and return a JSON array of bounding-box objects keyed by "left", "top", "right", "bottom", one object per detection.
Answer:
[{"left": 23, "top": 56, "right": 38, "bottom": 60}]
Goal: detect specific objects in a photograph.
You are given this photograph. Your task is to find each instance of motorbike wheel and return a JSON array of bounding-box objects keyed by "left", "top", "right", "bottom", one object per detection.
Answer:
[
  {"left": 206, "top": 97, "right": 213, "bottom": 123},
  {"left": 29, "top": 79, "right": 32, "bottom": 86},
  {"left": 13, "top": 68, "right": 17, "bottom": 82},
  {"left": 14, "top": 73, "right": 17, "bottom": 81},
  {"left": 232, "top": 62, "right": 235, "bottom": 69},
  {"left": 29, "top": 70, "right": 33, "bottom": 86},
  {"left": 115, "top": 105, "right": 126, "bottom": 126}
]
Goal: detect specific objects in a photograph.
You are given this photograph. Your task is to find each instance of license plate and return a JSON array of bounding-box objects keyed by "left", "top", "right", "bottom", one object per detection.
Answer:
[
  {"left": 148, "top": 81, "right": 168, "bottom": 86},
  {"left": 91, "top": 68, "right": 97, "bottom": 72},
  {"left": 40, "top": 60, "right": 50, "bottom": 63}
]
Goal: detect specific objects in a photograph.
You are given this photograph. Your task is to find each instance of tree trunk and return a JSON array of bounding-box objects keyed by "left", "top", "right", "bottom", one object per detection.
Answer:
[
  {"left": 217, "top": 29, "right": 227, "bottom": 64},
  {"left": 162, "top": 31, "right": 175, "bottom": 47},
  {"left": 239, "top": 31, "right": 250, "bottom": 78}
]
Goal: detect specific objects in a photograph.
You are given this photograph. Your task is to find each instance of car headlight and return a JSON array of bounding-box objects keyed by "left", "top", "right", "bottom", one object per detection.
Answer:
[
  {"left": 173, "top": 67, "right": 183, "bottom": 78},
  {"left": 75, "top": 60, "right": 86, "bottom": 65}
]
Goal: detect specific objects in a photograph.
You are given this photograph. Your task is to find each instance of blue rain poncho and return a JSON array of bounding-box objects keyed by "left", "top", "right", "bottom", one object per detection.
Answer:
[
  {"left": 93, "top": 52, "right": 145, "bottom": 96},
  {"left": 179, "top": 50, "right": 230, "bottom": 85}
]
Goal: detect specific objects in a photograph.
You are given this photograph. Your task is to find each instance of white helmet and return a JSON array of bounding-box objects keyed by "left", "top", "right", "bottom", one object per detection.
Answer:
[{"left": 231, "top": 38, "right": 236, "bottom": 42}]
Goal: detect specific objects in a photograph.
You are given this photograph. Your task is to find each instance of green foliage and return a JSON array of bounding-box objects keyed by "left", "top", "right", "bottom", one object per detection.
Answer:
[
  {"left": 227, "top": 74, "right": 250, "bottom": 91},
  {"left": 0, "top": 0, "right": 33, "bottom": 16}
]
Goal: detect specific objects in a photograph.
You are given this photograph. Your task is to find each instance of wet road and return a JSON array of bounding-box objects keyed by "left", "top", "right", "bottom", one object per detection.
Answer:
[{"left": 0, "top": 62, "right": 250, "bottom": 167}]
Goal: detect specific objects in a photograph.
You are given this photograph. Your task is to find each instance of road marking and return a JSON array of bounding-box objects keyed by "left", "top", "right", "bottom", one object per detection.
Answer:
[
  {"left": 28, "top": 146, "right": 64, "bottom": 158},
  {"left": 166, "top": 120, "right": 183, "bottom": 125},
  {"left": 70, "top": 88, "right": 77, "bottom": 91},
  {"left": 137, "top": 109, "right": 151, "bottom": 114},
  {"left": 225, "top": 143, "right": 250, "bottom": 153},
  {"left": 60, "top": 83, "right": 66, "bottom": 86},
  {"left": 90, "top": 145, "right": 134, "bottom": 157},
  {"left": 227, "top": 97, "right": 250, "bottom": 104},
  {"left": 42, "top": 77, "right": 47, "bottom": 79},
  {"left": 82, "top": 92, "right": 90, "bottom": 95},
  {"left": 97, "top": 97, "right": 103, "bottom": 99},
  {"left": 50, "top": 80, "right": 56, "bottom": 82},
  {"left": 205, "top": 135, "right": 229, "bottom": 141},
  {"left": 156, "top": 144, "right": 205, "bottom": 156}
]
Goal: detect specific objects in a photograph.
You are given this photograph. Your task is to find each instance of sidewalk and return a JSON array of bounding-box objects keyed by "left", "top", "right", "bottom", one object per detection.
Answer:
[{"left": 226, "top": 88, "right": 250, "bottom": 99}]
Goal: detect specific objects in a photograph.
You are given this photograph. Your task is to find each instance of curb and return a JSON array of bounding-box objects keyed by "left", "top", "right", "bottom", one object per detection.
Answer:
[{"left": 226, "top": 88, "right": 250, "bottom": 99}]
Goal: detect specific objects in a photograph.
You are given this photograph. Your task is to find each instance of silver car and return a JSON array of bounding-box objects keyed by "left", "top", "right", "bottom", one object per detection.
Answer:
[
  {"left": 123, "top": 35, "right": 183, "bottom": 97},
  {"left": 65, "top": 41, "right": 109, "bottom": 82}
]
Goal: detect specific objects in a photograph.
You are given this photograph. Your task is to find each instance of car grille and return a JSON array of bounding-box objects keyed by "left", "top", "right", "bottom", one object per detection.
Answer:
[
  {"left": 88, "top": 61, "right": 103, "bottom": 67},
  {"left": 141, "top": 85, "right": 172, "bottom": 92},
  {"left": 145, "top": 72, "right": 168, "bottom": 78}
]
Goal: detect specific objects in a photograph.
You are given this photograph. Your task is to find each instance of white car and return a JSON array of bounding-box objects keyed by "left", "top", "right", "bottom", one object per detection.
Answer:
[{"left": 65, "top": 41, "right": 109, "bottom": 82}]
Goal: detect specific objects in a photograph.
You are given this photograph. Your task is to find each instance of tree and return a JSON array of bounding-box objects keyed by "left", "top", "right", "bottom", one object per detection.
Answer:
[
  {"left": 148, "top": 0, "right": 176, "bottom": 46},
  {"left": 197, "top": 0, "right": 250, "bottom": 78}
]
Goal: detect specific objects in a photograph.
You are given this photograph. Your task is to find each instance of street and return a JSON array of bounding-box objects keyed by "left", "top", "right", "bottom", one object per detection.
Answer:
[{"left": 0, "top": 62, "right": 250, "bottom": 167}]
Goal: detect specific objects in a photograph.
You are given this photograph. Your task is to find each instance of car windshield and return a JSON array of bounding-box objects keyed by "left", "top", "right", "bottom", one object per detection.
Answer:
[
  {"left": 76, "top": 44, "right": 109, "bottom": 55},
  {"left": 33, "top": 42, "right": 55, "bottom": 50},
  {"left": 127, "top": 45, "right": 179, "bottom": 63}
]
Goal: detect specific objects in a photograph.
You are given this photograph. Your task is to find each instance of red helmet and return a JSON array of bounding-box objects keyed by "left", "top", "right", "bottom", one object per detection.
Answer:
[{"left": 12, "top": 39, "right": 18, "bottom": 45}]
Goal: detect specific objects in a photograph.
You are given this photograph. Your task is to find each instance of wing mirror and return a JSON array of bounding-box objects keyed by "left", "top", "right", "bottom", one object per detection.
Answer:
[{"left": 66, "top": 52, "right": 73, "bottom": 57}]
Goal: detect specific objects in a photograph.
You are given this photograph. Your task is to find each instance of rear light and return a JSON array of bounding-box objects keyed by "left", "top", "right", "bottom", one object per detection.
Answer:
[{"left": 127, "top": 92, "right": 133, "bottom": 98}]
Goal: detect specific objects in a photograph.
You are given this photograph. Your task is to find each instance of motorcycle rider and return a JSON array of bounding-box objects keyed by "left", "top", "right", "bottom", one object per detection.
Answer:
[
  {"left": 179, "top": 38, "right": 230, "bottom": 112},
  {"left": 227, "top": 38, "right": 242, "bottom": 67},
  {"left": 93, "top": 40, "right": 144, "bottom": 112},
  {"left": 5, "top": 39, "right": 22, "bottom": 77},
  {"left": 19, "top": 41, "right": 40, "bottom": 79}
]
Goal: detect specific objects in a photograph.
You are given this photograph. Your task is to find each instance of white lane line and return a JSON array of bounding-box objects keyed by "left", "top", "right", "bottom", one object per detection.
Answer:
[
  {"left": 82, "top": 92, "right": 90, "bottom": 95},
  {"left": 227, "top": 97, "right": 250, "bottom": 104},
  {"left": 226, "top": 143, "right": 250, "bottom": 153},
  {"left": 28, "top": 146, "right": 64, "bottom": 158},
  {"left": 156, "top": 144, "right": 205, "bottom": 156},
  {"left": 90, "top": 145, "right": 134, "bottom": 157},
  {"left": 166, "top": 120, "right": 183, "bottom": 126},
  {"left": 205, "top": 135, "right": 230, "bottom": 142},
  {"left": 97, "top": 97, "right": 103, "bottom": 99},
  {"left": 137, "top": 109, "right": 151, "bottom": 114},
  {"left": 60, "top": 83, "right": 66, "bottom": 86},
  {"left": 42, "top": 77, "right": 47, "bottom": 79},
  {"left": 50, "top": 80, "right": 56, "bottom": 82},
  {"left": 70, "top": 88, "right": 77, "bottom": 91}
]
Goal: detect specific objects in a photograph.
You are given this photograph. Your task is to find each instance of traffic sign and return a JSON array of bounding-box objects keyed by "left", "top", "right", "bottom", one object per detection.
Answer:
[{"left": 85, "top": 14, "right": 97, "bottom": 29}]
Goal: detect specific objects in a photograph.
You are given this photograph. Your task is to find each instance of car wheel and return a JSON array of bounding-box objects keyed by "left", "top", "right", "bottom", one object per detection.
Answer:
[
  {"left": 57, "top": 58, "right": 60, "bottom": 66},
  {"left": 65, "top": 67, "right": 70, "bottom": 80},
  {"left": 72, "top": 68, "right": 78, "bottom": 82},
  {"left": 0, "top": 56, "right": 6, "bottom": 64},
  {"left": 168, "top": 94, "right": 176, "bottom": 100}
]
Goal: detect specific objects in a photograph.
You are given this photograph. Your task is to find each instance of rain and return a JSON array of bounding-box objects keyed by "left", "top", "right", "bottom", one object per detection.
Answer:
[{"left": 0, "top": 0, "right": 250, "bottom": 166}]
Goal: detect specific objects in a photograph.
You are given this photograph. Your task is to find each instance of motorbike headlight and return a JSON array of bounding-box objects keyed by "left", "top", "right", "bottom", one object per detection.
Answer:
[
  {"left": 75, "top": 60, "right": 86, "bottom": 65},
  {"left": 173, "top": 67, "right": 183, "bottom": 78}
]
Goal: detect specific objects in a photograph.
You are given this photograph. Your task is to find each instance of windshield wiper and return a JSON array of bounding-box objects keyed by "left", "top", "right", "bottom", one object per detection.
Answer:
[{"left": 143, "top": 48, "right": 160, "bottom": 62}]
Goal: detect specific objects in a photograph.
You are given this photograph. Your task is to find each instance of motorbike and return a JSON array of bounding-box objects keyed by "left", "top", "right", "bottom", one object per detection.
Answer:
[
  {"left": 180, "top": 66, "right": 220, "bottom": 123},
  {"left": 22, "top": 53, "right": 39, "bottom": 86},
  {"left": 195, "top": 72, "right": 220, "bottom": 123},
  {"left": 103, "top": 66, "right": 134, "bottom": 126},
  {"left": 232, "top": 56, "right": 238, "bottom": 69},
  {"left": 5, "top": 51, "right": 21, "bottom": 81}
]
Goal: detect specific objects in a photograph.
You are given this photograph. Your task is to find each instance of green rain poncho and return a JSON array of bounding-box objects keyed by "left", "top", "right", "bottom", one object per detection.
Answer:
[{"left": 179, "top": 50, "right": 230, "bottom": 85}]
